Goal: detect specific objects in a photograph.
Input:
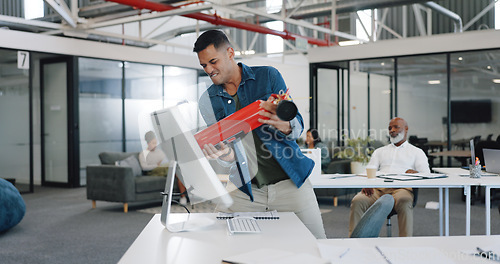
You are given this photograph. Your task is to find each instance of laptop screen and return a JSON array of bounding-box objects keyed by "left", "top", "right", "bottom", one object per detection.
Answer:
[{"left": 483, "top": 149, "right": 500, "bottom": 173}]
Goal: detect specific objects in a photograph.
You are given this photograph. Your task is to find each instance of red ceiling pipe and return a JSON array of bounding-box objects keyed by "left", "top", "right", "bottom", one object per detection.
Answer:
[{"left": 106, "top": 0, "right": 331, "bottom": 46}]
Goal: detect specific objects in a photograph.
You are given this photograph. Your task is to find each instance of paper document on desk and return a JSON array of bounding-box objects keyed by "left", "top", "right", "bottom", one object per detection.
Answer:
[
  {"left": 358, "top": 171, "right": 393, "bottom": 177},
  {"left": 375, "top": 246, "right": 455, "bottom": 264},
  {"left": 316, "top": 242, "right": 387, "bottom": 264},
  {"left": 377, "top": 174, "right": 423, "bottom": 181},
  {"left": 403, "top": 173, "right": 447, "bottom": 179},
  {"left": 222, "top": 248, "right": 329, "bottom": 264},
  {"left": 329, "top": 174, "right": 357, "bottom": 179}
]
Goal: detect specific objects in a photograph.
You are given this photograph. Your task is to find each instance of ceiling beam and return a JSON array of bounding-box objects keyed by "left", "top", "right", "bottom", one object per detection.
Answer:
[
  {"left": 105, "top": 0, "right": 332, "bottom": 46},
  {"left": 44, "top": 0, "right": 78, "bottom": 28},
  {"left": 0, "top": 14, "right": 63, "bottom": 30}
]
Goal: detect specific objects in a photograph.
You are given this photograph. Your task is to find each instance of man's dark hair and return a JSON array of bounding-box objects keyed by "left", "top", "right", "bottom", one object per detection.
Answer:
[{"left": 193, "top": 30, "right": 231, "bottom": 53}]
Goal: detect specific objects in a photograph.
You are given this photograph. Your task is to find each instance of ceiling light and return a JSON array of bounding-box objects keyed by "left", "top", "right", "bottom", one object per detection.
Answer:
[
  {"left": 458, "top": 57, "right": 463, "bottom": 61},
  {"left": 487, "top": 65, "right": 492, "bottom": 69},
  {"left": 428, "top": 80, "right": 441, "bottom": 84},
  {"left": 338, "top": 40, "right": 360, "bottom": 46},
  {"left": 493, "top": 79, "right": 500, "bottom": 84}
]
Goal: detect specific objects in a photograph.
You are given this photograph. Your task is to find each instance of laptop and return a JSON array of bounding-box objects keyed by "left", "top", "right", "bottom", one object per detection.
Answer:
[{"left": 483, "top": 149, "right": 500, "bottom": 174}]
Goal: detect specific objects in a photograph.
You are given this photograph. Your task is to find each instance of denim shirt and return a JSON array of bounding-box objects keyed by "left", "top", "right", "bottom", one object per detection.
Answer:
[{"left": 198, "top": 63, "right": 314, "bottom": 194}]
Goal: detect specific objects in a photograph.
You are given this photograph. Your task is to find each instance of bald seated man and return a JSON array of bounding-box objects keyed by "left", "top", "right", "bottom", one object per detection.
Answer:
[{"left": 348, "top": 117, "right": 430, "bottom": 237}]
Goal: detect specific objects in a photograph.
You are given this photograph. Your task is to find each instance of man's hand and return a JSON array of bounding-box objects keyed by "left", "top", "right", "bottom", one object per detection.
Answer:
[
  {"left": 258, "top": 96, "right": 292, "bottom": 135},
  {"left": 202, "top": 142, "right": 234, "bottom": 162},
  {"left": 361, "top": 188, "right": 374, "bottom": 196},
  {"left": 405, "top": 169, "right": 418, "bottom": 173}
]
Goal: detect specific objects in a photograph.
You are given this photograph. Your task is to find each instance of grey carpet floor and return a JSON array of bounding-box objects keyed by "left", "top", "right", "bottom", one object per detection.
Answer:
[{"left": 1, "top": 186, "right": 499, "bottom": 264}]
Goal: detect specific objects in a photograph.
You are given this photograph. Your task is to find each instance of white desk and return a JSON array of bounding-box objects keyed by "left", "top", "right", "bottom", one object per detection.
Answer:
[
  {"left": 437, "top": 168, "right": 500, "bottom": 235},
  {"left": 119, "top": 213, "right": 320, "bottom": 264},
  {"left": 473, "top": 177, "right": 500, "bottom": 235},
  {"left": 317, "top": 235, "right": 500, "bottom": 264},
  {"left": 311, "top": 173, "right": 477, "bottom": 236}
]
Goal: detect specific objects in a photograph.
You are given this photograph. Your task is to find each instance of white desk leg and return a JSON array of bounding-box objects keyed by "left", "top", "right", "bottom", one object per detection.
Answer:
[
  {"left": 439, "top": 188, "right": 443, "bottom": 236},
  {"left": 445, "top": 188, "right": 449, "bottom": 236},
  {"left": 486, "top": 186, "right": 491, "bottom": 236},
  {"left": 465, "top": 185, "right": 471, "bottom": 236}
]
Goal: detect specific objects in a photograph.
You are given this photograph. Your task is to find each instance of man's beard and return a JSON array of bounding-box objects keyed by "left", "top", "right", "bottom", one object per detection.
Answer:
[{"left": 390, "top": 131, "right": 405, "bottom": 144}]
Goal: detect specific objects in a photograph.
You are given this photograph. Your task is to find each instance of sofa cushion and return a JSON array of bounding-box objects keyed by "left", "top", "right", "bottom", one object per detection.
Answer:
[
  {"left": 117, "top": 155, "right": 142, "bottom": 177},
  {"left": 99, "top": 152, "right": 139, "bottom": 165},
  {"left": 135, "top": 176, "right": 166, "bottom": 193},
  {"left": 0, "top": 178, "right": 26, "bottom": 232}
]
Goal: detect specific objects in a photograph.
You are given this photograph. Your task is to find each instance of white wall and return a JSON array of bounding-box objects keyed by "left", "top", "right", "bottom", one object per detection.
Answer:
[
  {"left": 239, "top": 54, "right": 311, "bottom": 139},
  {"left": 0, "top": 29, "right": 200, "bottom": 69},
  {"left": 308, "top": 30, "right": 500, "bottom": 63}
]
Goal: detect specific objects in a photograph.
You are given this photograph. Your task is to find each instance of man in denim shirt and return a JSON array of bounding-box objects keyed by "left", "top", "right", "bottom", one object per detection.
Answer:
[{"left": 193, "top": 30, "right": 325, "bottom": 239}]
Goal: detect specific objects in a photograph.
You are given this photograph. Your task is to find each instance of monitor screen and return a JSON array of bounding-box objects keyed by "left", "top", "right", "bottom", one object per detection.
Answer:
[
  {"left": 151, "top": 103, "right": 233, "bottom": 208},
  {"left": 450, "top": 100, "right": 492, "bottom": 123}
]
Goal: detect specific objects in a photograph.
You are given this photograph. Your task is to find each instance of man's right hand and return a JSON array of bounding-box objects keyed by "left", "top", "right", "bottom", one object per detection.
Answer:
[
  {"left": 202, "top": 142, "right": 234, "bottom": 162},
  {"left": 361, "top": 188, "right": 374, "bottom": 196}
]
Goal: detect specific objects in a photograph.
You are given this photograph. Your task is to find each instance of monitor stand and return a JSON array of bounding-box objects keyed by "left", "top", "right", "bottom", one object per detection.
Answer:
[{"left": 160, "top": 161, "right": 215, "bottom": 232}]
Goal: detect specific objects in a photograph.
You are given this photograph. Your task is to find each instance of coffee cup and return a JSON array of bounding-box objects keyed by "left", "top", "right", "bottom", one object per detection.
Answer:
[{"left": 366, "top": 167, "right": 377, "bottom": 179}]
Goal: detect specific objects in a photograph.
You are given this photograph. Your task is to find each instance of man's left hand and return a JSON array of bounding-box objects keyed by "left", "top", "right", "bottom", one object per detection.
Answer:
[
  {"left": 405, "top": 169, "right": 418, "bottom": 173},
  {"left": 258, "top": 96, "right": 292, "bottom": 135}
]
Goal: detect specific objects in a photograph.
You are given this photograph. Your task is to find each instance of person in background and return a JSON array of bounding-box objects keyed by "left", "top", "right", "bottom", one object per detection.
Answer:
[
  {"left": 305, "top": 128, "right": 331, "bottom": 172},
  {"left": 348, "top": 117, "right": 429, "bottom": 237},
  {"left": 139, "top": 131, "right": 188, "bottom": 206},
  {"left": 193, "top": 29, "right": 326, "bottom": 239}
]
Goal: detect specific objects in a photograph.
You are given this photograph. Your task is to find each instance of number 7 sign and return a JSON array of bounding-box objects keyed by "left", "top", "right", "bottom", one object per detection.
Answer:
[{"left": 17, "top": 51, "right": 29, "bottom": 69}]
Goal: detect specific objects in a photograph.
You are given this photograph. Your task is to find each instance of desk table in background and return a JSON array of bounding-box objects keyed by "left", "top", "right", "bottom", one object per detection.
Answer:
[
  {"left": 311, "top": 173, "right": 478, "bottom": 236},
  {"left": 430, "top": 150, "right": 471, "bottom": 167}
]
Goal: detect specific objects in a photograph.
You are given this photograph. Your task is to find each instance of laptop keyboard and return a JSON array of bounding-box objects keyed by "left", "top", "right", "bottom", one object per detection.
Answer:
[{"left": 227, "top": 217, "right": 261, "bottom": 234}]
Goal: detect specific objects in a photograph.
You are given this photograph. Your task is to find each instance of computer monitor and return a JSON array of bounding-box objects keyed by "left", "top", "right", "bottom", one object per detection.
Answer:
[{"left": 151, "top": 102, "right": 233, "bottom": 232}]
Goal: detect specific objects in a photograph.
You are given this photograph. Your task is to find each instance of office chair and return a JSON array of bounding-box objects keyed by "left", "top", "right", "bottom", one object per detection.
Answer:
[
  {"left": 386, "top": 188, "right": 418, "bottom": 237},
  {"left": 486, "top": 134, "right": 493, "bottom": 141},
  {"left": 497, "top": 135, "right": 500, "bottom": 143},
  {"left": 474, "top": 141, "right": 500, "bottom": 166},
  {"left": 350, "top": 194, "right": 395, "bottom": 238},
  {"left": 473, "top": 136, "right": 482, "bottom": 146}
]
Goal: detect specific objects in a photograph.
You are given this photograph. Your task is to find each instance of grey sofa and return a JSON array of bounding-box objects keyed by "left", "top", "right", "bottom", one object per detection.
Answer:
[{"left": 86, "top": 152, "right": 167, "bottom": 213}]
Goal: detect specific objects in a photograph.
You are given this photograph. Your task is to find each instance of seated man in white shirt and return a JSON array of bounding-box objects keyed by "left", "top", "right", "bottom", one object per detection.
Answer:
[{"left": 348, "top": 117, "right": 430, "bottom": 237}]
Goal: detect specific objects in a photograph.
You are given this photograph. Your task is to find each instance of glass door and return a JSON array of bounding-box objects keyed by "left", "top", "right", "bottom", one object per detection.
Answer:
[{"left": 41, "top": 57, "right": 79, "bottom": 187}]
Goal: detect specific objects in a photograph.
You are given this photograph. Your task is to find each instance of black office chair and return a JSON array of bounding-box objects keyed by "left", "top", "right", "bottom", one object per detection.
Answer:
[
  {"left": 473, "top": 135, "right": 482, "bottom": 146},
  {"left": 386, "top": 188, "right": 418, "bottom": 237},
  {"left": 350, "top": 194, "right": 395, "bottom": 238},
  {"left": 474, "top": 141, "right": 500, "bottom": 166},
  {"left": 496, "top": 135, "right": 500, "bottom": 143},
  {"left": 486, "top": 134, "right": 493, "bottom": 141}
]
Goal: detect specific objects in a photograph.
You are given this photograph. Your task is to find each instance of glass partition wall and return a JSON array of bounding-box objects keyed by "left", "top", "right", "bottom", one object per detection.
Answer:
[
  {"left": 0, "top": 49, "right": 32, "bottom": 193},
  {"left": 0, "top": 48, "right": 203, "bottom": 189},
  {"left": 311, "top": 48, "right": 500, "bottom": 168},
  {"left": 78, "top": 58, "right": 199, "bottom": 185}
]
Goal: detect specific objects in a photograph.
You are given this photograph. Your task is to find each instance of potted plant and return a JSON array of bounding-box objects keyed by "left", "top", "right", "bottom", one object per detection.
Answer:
[{"left": 335, "top": 136, "right": 374, "bottom": 174}]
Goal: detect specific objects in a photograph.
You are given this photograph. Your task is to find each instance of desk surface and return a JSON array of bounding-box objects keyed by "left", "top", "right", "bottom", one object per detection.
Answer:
[
  {"left": 119, "top": 213, "right": 320, "bottom": 264},
  {"left": 311, "top": 173, "right": 477, "bottom": 189},
  {"left": 318, "top": 235, "right": 500, "bottom": 264}
]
